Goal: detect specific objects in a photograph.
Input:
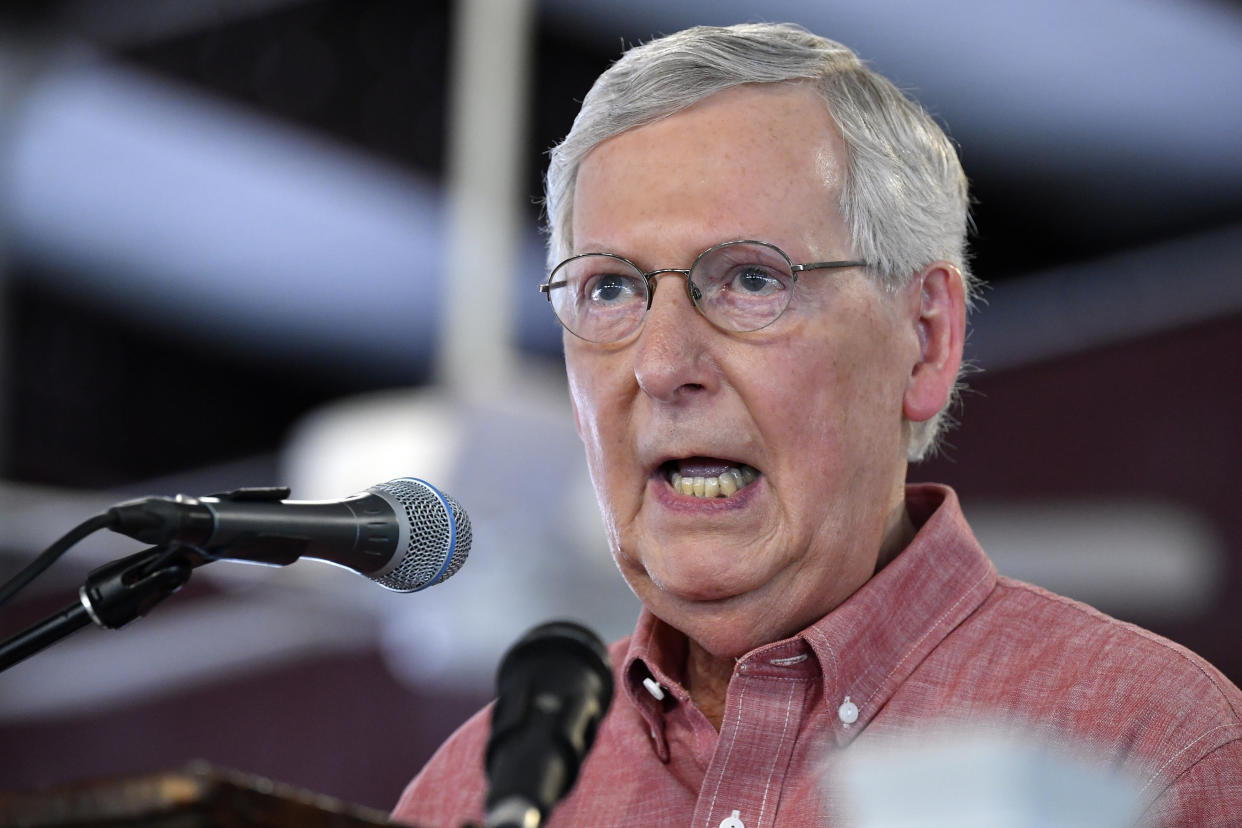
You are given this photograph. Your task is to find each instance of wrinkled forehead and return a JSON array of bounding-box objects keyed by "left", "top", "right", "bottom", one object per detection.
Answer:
[{"left": 571, "top": 84, "right": 850, "bottom": 260}]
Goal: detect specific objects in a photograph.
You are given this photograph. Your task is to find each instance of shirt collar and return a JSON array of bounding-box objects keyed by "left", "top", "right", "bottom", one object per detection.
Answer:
[{"left": 621, "top": 483, "right": 997, "bottom": 749}]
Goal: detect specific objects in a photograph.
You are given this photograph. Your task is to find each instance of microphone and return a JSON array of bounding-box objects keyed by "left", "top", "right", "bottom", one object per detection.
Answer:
[
  {"left": 484, "top": 621, "right": 614, "bottom": 828},
  {"left": 105, "top": 477, "right": 471, "bottom": 592}
]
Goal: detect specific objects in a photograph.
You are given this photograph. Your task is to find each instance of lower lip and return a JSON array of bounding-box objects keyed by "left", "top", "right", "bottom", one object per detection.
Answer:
[{"left": 648, "top": 474, "right": 760, "bottom": 512}]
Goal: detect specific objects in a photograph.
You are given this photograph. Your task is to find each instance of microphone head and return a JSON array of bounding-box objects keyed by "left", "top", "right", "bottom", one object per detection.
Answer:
[{"left": 367, "top": 477, "right": 471, "bottom": 592}]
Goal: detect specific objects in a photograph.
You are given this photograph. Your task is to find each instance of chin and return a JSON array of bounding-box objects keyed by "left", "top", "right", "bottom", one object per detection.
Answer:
[
  {"left": 637, "top": 549, "right": 772, "bottom": 604},
  {"left": 634, "top": 575, "right": 787, "bottom": 652}
]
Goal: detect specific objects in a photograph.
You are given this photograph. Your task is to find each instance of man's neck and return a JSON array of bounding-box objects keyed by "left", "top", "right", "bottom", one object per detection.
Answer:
[
  {"left": 877, "top": 501, "right": 917, "bottom": 572},
  {"left": 684, "top": 639, "right": 736, "bottom": 731}
]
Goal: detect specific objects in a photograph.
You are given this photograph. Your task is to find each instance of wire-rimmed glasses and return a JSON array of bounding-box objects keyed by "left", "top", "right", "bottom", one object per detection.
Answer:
[{"left": 539, "top": 239, "right": 868, "bottom": 343}]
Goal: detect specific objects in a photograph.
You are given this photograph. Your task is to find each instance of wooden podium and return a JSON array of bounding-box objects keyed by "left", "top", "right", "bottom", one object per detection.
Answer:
[{"left": 0, "top": 762, "right": 404, "bottom": 827}]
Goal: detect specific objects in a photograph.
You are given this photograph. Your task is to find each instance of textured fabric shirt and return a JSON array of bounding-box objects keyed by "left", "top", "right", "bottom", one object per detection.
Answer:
[{"left": 391, "top": 485, "right": 1242, "bottom": 827}]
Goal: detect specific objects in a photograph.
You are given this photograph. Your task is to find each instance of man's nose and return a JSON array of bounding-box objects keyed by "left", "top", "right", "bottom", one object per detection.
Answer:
[{"left": 633, "top": 271, "right": 719, "bottom": 403}]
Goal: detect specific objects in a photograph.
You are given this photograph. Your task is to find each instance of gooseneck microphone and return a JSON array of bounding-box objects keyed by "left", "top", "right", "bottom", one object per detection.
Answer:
[
  {"left": 485, "top": 621, "right": 614, "bottom": 828},
  {"left": 106, "top": 477, "right": 471, "bottom": 592}
]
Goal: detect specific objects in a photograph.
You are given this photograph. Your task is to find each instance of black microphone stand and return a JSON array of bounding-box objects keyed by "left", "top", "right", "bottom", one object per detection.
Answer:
[{"left": 0, "top": 544, "right": 204, "bottom": 673}]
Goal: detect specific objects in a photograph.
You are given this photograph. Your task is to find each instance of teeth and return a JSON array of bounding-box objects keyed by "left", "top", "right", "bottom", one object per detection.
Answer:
[{"left": 666, "top": 465, "right": 758, "bottom": 498}]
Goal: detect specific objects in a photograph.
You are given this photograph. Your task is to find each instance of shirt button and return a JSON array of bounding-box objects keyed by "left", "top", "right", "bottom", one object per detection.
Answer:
[
  {"left": 719, "top": 809, "right": 745, "bottom": 828},
  {"left": 642, "top": 677, "right": 666, "bottom": 700},
  {"left": 838, "top": 695, "right": 859, "bottom": 725}
]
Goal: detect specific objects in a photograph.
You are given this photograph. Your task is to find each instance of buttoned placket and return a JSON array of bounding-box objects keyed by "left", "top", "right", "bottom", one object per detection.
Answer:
[{"left": 689, "top": 641, "right": 817, "bottom": 828}]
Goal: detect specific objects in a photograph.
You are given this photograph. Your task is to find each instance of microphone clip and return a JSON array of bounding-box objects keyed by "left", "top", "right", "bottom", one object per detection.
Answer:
[
  {"left": 0, "top": 544, "right": 204, "bottom": 673},
  {"left": 79, "top": 544, "right": 204, "bottom": 630}
]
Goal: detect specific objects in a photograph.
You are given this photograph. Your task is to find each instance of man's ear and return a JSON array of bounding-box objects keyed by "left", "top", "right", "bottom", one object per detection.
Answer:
[{"left": 903, "top": 262, "right": 966, "bottom": 423}]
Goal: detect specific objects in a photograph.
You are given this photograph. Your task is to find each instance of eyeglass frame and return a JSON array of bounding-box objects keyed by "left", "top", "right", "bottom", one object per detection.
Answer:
[{"left": 538, "top": 239, "right": 870, "bottom": 342}]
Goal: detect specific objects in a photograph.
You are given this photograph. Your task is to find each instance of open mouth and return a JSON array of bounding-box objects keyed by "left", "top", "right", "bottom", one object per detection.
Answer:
[{"left": 660, "top": 457, "right": 759, "bottom": 499}]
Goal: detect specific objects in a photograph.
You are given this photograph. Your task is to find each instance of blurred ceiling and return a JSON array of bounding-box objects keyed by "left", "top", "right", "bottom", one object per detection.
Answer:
[{"left": 93, "top": 0, "right": 1242, "bottom": 265}]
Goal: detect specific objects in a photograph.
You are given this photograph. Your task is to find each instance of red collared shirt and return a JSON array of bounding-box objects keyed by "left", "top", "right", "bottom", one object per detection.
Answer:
[{"left": 392, "top": 485, "right": 1242, "bottom": 826}]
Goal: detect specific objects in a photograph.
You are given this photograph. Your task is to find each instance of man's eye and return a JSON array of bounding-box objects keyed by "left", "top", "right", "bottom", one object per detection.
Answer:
[
  {"left": 586, "top": 274, "right": 643, "bottom": 304},
  {"left": 730, "top": 266, "right": 785, "bottom": 296}
]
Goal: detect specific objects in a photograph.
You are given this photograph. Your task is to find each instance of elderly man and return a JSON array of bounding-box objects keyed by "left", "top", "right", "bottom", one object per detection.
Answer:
[{"left": 393, "top": 23, "right": 1241, "bottom": 827}]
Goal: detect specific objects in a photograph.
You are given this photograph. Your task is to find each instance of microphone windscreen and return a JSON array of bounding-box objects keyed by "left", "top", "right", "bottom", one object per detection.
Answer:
[{"left": 368, "top": 477, "right": 471, "bottom": 592}]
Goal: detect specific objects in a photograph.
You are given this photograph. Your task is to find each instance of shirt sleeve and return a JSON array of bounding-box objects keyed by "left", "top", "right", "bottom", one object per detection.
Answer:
[
  {"left": 1140, "top": 737, "right": 1242, "bottom": 827},
  {"left": 390, "top": 706, "right": 492, "bottom": 828}
]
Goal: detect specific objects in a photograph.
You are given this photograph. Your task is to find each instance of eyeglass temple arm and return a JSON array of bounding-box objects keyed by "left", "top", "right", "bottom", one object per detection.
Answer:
[{"left": 792, "top": 260, "right": 869, "bottom": 273}]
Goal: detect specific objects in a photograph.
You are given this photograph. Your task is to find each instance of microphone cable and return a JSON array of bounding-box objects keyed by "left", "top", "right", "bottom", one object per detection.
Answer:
[{"left": 0, "top": 512, "right": 116, "bottom": 609}]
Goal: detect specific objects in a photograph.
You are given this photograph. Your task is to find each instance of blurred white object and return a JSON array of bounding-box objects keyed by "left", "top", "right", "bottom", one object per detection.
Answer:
[
  {"left": 439, "top": 0, "right": 535, "bottom": 394},
  {"left": 835, "top": 727, "right": 1142, "bottom": 827},
  {"left": 970, "top": 499, "right": 1223, "bottom": 620},
  {"left": 282, "top": 367, "right": 639, "bottom": 692}
]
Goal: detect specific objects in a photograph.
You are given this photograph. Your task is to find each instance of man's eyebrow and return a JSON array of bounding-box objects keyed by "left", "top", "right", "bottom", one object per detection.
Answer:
[{"left": 574, "top": 241, "right": 622, "bottom": 254}]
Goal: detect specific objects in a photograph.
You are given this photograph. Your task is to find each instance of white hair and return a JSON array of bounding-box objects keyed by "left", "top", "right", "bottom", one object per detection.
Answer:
[{"left": 544, "top": 23, "right": 977, "bottom": 460}]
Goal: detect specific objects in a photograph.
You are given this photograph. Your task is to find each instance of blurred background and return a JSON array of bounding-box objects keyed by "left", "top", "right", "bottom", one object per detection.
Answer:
[{"left": 1, "top": 0, "right": 1240, "bottom": 813}]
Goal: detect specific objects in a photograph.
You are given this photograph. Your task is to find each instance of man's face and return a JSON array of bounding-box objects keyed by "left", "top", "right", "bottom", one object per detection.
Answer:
[{"left": 565, "top": 84, "right": 924, "bottom": 659}]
